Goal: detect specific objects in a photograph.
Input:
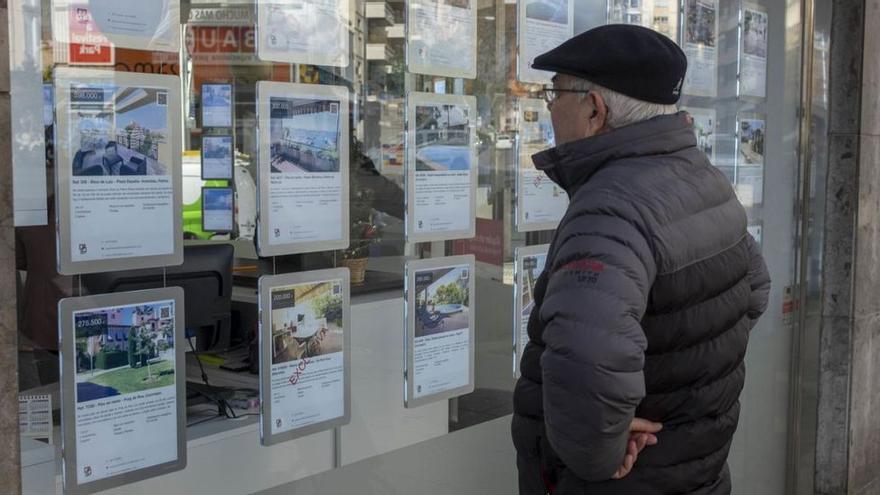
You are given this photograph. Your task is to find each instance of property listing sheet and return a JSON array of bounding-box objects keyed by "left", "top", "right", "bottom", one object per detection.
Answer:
[
  {"left": 683, "top": 0, "right": 719, "bottom": 97},
  {"left": 61, "top": 293, "right": 182, "bottom": 488},
  {"left": 55, "top": 69, "right": 181, "bottom": 273},
  {"left": 407, "top": 93, "right": 476, "bottom": 242},
  {"left": 407, "top": 0, "right": 476, "bottom": 78},
  {"left": 258, "top": 82, "right": 349, "bottom": 255},
  {"left": 408, "top": 258, "right": 475, "bottom": 404},
  {"left": 517, "top": 98, "right": 566, "bottom": 231}
]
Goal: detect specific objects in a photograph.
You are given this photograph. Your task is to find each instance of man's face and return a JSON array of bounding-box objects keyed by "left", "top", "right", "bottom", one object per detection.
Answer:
[{"left": 547, "top": 74, "right": 607, "bottom": 146}]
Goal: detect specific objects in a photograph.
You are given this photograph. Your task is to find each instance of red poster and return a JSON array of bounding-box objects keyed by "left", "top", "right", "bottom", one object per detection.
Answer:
[
  {"left": 186, "top": 26, "right": 258, "bottom": 65},
  {"left": 452, "top": 218, "right": 504, "bottom": 267},
  {"left": 67, "top": 5, "right": 114, "bottom": 66}
]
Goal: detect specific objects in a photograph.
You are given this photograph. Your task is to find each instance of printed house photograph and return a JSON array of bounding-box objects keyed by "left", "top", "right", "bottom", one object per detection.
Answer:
[
  {"left": 270, "top": 97, "right": 341, "bottom": 173},
  {"left": 685, "top": 0, "right": 716, "bottom": 47},
  {"left": 202, "top": 188, "right": 233, "bottom": 214},
  {"left": 408, "top": 0, "right": 475, "bottom": 72},
  {"left": 520, "top": 107, "right": 554, "bottom": 169},
  {"left": 525, "top": 0, "right": 569, "bottom": 24},
  {"left": 414, "top": 266, "right": 471, "bottom": 338},
  {"left": 690, "top": 111, "right": 715, "bottom": 157},
  {"left": 271, "top": 281, "right": 344, "bottom": 366},
  {"left": 443, "top": 0, "right": 471, "bottom": 9},
  {"left": 72, "top": 86, "right": 170, "bottom": 177},
  {"left": 203, "top": 84, "right": 231, "bottom": 110},
  {"left": 414, "top": 104, "right": 472, "bottom": 172},
  {"left": 739, "top": 119, "right": 765, "bottom": 166},
  {"left": 743, "top": 9, "right": 768, "bottom": 58},
  {"left": 74, "top": 303, "right": 176, "bottom": 403},
  {"left": 203, "top": 135, "right": 232, "bottom": 161},
  {"left": 263, "top": 3, "right": 346, "bottom": 56},
  {"left": 608, "top": 0, "right": 646, "bottom": 26},
  {"left": 521, "top": 254, "right": 547, "bottom": 317}
]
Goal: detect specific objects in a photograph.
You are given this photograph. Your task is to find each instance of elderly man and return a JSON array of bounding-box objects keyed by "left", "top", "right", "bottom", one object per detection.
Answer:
[{"left": 511, "top": 25, "right": 771, "bottom": 494}]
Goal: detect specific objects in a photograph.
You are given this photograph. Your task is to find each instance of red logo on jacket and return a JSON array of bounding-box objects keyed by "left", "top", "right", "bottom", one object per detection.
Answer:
[
  {"left": 557, "top": 258, "right": 605, "bottom": 286},
  {"left": 557, "top": 259, "right": 605, "bottom": 273}
]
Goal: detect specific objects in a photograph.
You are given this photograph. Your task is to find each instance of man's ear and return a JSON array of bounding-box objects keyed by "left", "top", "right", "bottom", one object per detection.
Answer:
[{"left": 587, "top": 91, "right": 608, "bottom": 133}]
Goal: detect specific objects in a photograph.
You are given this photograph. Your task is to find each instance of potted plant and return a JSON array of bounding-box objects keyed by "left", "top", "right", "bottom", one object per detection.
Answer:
[{"left": 341, "top": 184, "right": 380, "bottom": 284}]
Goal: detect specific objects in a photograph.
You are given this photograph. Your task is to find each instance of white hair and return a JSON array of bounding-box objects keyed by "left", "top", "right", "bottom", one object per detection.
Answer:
[{"left": 567, "top": 77, "right": 679, "bottom": 129}]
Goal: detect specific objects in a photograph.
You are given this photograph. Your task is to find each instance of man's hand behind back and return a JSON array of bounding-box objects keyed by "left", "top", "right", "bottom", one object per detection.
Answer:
[{"left": 612, "top": 418, "right": 663, "bottom": 480}]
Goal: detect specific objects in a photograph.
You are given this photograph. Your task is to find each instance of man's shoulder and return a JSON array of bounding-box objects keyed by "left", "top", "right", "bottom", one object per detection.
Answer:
[
  {"left": 578, "top": 152, "right": 733, "bottom": 215},
  {"left": 560, "top": 152, "right": 738, "bottom": 250},
  {"left": 563, "top": 156, "right": 670, "bottom": 223},
  {"left": 556, "top": 175, "right": 655, "bottom": 254}
]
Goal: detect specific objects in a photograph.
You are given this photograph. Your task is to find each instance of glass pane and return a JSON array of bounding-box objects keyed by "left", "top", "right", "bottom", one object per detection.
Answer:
[{"left": 13, "top": 0, "right": 810, "bottom": 492}]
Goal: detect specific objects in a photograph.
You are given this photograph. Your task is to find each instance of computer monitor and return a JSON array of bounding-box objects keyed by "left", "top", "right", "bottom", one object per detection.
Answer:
[{"left": 81, "top": 244, "right": 234, "bottom": 351}]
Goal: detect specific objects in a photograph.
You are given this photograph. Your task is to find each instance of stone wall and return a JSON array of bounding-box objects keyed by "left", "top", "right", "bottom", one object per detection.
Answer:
[
  {"left": 815, "top": 0, "right": 880, "bottom": 493},
  {"left": 848, "top": 0, "right": 880, "bottom": 492},
  {"left": 0, "top": 0, "right": 23, "bottom": 492}
]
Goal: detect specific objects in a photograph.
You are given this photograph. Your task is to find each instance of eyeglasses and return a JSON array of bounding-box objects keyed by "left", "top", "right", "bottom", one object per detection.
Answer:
[{"left": 541, "top": 86, "right": 591, "bottom": 104}]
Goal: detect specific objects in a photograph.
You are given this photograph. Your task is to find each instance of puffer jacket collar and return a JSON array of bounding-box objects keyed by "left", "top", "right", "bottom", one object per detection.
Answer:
[{"left": 531, "top": 111, "right": 697, "bottom": 196}]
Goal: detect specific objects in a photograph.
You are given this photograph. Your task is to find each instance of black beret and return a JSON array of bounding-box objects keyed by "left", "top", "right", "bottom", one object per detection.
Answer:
[{"left": 532, "top": 24, "right": 688, "bottom": 105}]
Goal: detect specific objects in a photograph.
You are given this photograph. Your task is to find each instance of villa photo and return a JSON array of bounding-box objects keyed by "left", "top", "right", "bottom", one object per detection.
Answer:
[
  {"left": 525, "top": 0, "right": 569, "bottom": 24},
  {"left": 739, "top": 119, "right": 766, "bottom": 166},
  {"left": 271, "top": 281, "right": 344, "bottom": 366},
  {"left": 686, "top": 0, "right": 716, "bottom": 47},
  {"left": 414, "top": 266, "right": 471, "bottom": 338},
  {"left": 414, "top": 104, "right": 472, "bottom": 172},
  {"left": 519, "top": 104, "right": 554, "bottom": 169},
  {"left": 685, "top": 108, "right": 716, "bottom": 158},
  {"left": 71, "top": 86, "right": 170, "bottom": 177},
  {"left": 520, "top": 254, "right": 546, "bottom": 317},
  {"left": 608, "top": 0, "right": 646, "bottom": 26},
  {"left": 270, "top": 97, "right": 342, "bottom": 174},
  {"left": 743, "top": 9, "right": 768, "bottom": 58},
  {"left": 203, "top": 84, "right": 232, "bottom": 109},
  {"left": 203, "top": 135, "right": 232, "bottom": 160},
  {"left": 74, "top": 302, "right": 176, "bottom": 404}
]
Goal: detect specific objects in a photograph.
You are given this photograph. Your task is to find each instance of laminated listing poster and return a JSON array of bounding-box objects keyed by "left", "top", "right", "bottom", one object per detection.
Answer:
[
  {"left": 738, "top": 117, "right": 765, "bottom": 168},
  {"left": 740, "top": 4, "right": 768, "bottom": 98},
  {"left": 257, "top": 0, "right": 350, "bottom": 67},
  {"left": 201, "top": 187, "right": 234, "bottom": 233},
  {"left": 201, "top": 83, "right": 233, "bottom": 128},
  {"left": 53, "top": 0, "right": 180, "bottom": 53},
  {"left": 682, "top": 0, "right": 719, "bottom": 97},
  {"left": 259, "top": 269, "right": 351, "bottom": 445},
  {"left": 257, "top": 82, "right": 350, "bottom": 256},
  {"left": 682, "top": 106, "right": 717, "bottom": 163},
  {"left": 407, "top": 0, "right": 477, "bottom": 78},
  {"left": 11, "top": 0, "right": 49, "bottom": 227},
  {"left": 201, "top": 135, "right": 234, "bottom": 180},
  {"left": 736, "top": 116, "right": 766, "bottom": 206},
  {"left": 748, "top": 223, "right": 763, "bottom": 246},
  {"left": 54, "top": 68, "right": 183, "bottom": 275},
  {"left": 606, "top": 0, "right": 679, "bottom": 40},
  {"left": 59, "top": 288, "right": 186, "bottom": 494},
  {"left": 517, "top": 98, "right": 567, "bottom": 232},
  {"left": 518, "top": 0, "right": 574, "bottom": 84},
  {"left": 513, "top": 246, "right": 548, "bottom": 377},
  {"left": 406, "top": 93, "right": 477, "bottom": 243},
  {"left": 406, "top": 256, "right": 475, "bottom": 408}
]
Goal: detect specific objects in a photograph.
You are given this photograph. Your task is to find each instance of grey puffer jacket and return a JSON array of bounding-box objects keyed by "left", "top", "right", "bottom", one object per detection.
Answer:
[{"left": 511, "top": 112, "right": 771, "bottom": 495}]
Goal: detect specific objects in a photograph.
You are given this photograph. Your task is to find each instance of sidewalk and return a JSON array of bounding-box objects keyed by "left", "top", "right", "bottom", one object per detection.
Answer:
[{"left": 256, "top": 415, "right": 516, "bottom": 495}]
